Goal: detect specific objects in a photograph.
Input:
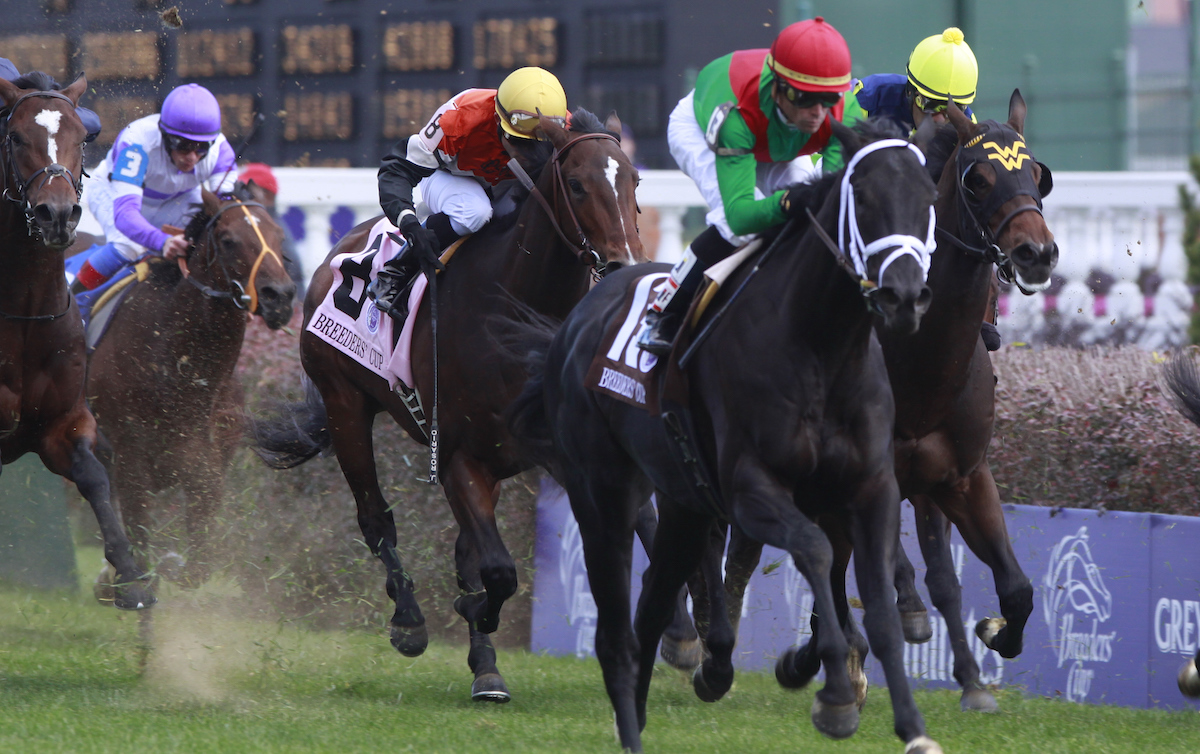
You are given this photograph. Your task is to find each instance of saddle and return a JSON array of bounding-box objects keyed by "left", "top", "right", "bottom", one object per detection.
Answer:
[{"left": 65, "top": 254, "right": 153, "bottom": 352}]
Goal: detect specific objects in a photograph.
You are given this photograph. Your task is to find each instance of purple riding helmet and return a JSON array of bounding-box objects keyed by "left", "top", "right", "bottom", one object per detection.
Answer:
[{"left": 159, "top": 83, "right": 222, "bottom": 141}]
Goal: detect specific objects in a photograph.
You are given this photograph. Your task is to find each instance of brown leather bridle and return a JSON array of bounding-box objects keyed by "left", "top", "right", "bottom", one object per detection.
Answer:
[{"left": 506, "top": 131, "right": 622, "bottom": 279}]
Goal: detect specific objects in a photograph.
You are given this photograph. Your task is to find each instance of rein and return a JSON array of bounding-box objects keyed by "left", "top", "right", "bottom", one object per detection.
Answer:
[
  {"left": 1, "top": 90, "right": 86, "bottom": 239},
  {"left": 182, "top": 200, "right": 285, "bottom": 313},
  {"left": 0, "top": 294, "right": 72, "bottom": 322},
  {"left": 506, "top": 131, "right": 621, "bottom": 280}
]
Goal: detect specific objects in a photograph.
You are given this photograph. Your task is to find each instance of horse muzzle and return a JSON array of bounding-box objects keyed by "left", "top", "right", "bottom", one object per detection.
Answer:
[
  {"left": 31, "top": 199, "right": 82, "bottom": 249},
  {"left": 1005, "top": 240, "right": 1058, "bottom": 294},
  {"left": 256, "top": 281, "right": 297, "bottom": 330},
  {"left": 871, "top": 284, "right": 933, "bottom": 335}
]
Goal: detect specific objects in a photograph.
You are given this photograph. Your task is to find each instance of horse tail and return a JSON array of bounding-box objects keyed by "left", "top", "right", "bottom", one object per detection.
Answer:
[
  {"left": 247, "top": 377, "right": 332, "bottom": 469},
  {"left": 1163, "top": 351, "right": 1200, "bottom": 429},
  {"left": 495, "top": 303, "right": 561, "bottom": 471}
]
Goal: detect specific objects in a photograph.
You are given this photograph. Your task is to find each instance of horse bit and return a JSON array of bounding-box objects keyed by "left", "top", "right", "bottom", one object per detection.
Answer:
[{"left": 506, "top": 131, "right": 622, "bottom": 281}]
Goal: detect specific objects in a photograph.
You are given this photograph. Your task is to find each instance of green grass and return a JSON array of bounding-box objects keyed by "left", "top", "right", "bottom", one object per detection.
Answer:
[{"left": 0, "top": 565, "right": 1197, "bottom": 753}]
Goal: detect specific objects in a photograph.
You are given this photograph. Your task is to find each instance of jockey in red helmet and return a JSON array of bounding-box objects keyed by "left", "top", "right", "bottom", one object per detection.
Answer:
[{"left": 638, "top": 17, "right": 854, "bottom": 354}]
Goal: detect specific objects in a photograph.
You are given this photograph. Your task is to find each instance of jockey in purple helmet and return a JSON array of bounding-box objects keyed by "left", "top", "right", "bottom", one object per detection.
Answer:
[{"left": 74, "top": 83, "right": 236, "bottom": 290}]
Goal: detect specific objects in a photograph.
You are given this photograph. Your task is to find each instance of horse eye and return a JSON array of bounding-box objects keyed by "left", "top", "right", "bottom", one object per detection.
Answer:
[{"left": 568, "top": 178, "right": 584, "bottom": 194}]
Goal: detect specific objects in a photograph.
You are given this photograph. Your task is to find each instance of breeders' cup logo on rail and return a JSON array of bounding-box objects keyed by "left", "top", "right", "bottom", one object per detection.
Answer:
[
  {"left": 559, "top": 514, "right": 597, "bottom": 658},
  {"left": 1041, "top": 526, "right": 1116, "bottom": 702}
]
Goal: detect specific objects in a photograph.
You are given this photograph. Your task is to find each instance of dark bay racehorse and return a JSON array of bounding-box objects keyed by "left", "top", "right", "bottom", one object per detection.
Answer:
[
  {"left": 1161, "top": 352, "right": 1200, "bottom": 700},
  {"left": 508, "top": 119, "right": 943, "bottom": 753},
  {"left": 716, "top": 91, "right": 1058, "bottom": 713},
  {"left": 0, "top": 72, "right": 154, "bottom": 610},
  {"left": 86, "top": 187, "right": 295, "bottom": 588},
  {"left": 251, "top": 110, "right": 650, "bottom": 702}
]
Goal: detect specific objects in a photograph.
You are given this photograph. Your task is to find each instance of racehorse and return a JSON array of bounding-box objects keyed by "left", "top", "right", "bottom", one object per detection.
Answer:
[
  {"left": 250, "top": 110, "right": 652, "bottom": 702},
  {"left": 508, "top": 119, "right": 944, "bottom": 753},
  {"left": 0, "top": 72, "right": 154, "bottom": 610},
  {"left": 715, "top": 91, "right": 1058, "bottom": 713},
  {"left": 1160, "top": 352, "right": 1200, "bottom": 700},
  {"left": 85, "top": 187, "right": 295, "bottom": 588}
]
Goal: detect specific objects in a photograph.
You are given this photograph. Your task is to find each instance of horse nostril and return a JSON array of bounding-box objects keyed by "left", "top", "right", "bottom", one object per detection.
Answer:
[
  {"left": 33, "top": 204, "right": 55, "bottom": 225},
  {"left": 260, "top": 286, "right": 281, "bottom": 303},
  {"left": 69, "top": 204, "right": 82, "bottom": 226}
]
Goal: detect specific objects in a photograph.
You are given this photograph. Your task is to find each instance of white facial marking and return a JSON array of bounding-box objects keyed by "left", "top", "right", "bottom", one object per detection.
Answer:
[
  {"left": 605, "top": 156, "right": 620, "bottom": 197},
  {"left": 34, "top": 109, "right": 62, "bottom": 166},
  {"left": 607, "top": 157, "right": 639, "bottom": 266}
]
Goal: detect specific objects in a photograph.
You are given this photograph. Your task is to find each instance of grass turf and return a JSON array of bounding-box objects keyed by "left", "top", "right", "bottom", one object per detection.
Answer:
[{"left": 0, "top": 568, "right": 1196, "bottom": 753}]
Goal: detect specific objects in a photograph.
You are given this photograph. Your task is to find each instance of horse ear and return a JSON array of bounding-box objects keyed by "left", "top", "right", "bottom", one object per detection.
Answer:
[
  {"left": 1008, "top": 88, "right": 1027, "bottom": 135},
  {"left": 0, "top": 77, "right": 20, "bottom": 108},
  {"left": 945, "top": 98, "right": 975, "bottom": 144},
  {"left": 538, "top": 113, "right": 570, "bottom": 149},
  {"left": 61, "top": 73, "right": 87, "bottom": 107},
  {"left": 604, "top": 110, "right": 622, "bottom": 138},
  {"left": 829, "top": 118, "right": 862, "bottom": 159},
  {"left": 1036, "top": 161, "right": 1053, "bottom": 198},
  {"left": 201, "top": 187, "right": 221, "bottom": 216},
  {"left": 911, "top": 112, "right": 938, "bottom": 156}
]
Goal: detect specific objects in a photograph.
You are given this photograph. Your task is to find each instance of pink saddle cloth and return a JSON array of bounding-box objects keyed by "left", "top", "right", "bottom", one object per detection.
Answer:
[{"left": 307, "top": 216, "right": 430, "bottom": 390}]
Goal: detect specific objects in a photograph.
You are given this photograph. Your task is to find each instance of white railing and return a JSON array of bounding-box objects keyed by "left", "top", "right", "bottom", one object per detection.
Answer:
[{"left": 78, "top": 169, "right": 1198, "bottom": 348}]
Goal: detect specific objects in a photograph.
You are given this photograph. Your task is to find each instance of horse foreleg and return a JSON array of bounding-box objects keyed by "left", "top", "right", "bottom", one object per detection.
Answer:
[
  {"left": 1181, "top": 647, "right": 1200, "bottom": 698},
  {"left": 178, "top": 472, "right": 223, "bottom": 588},
  {"left": 44, "top": 426, "right": 154, "bottom": 610},
  {"left": 849, "top": 477, "right": 937, "bottom": 752},
  {"left": 324, "top": 388, "right": 427, "bottom": 656},
  {"left": 466, "top": 622, "right": 511, "bottom": 703},
  {"left": 633, "top": 496, "right": 702, "bottom": 671},
  {"left": 722, "top": 524, "right": 762, "bottom": 640},
  {"left": 942, "top": 463, "right": 1033, "bottom": 661},
  {"left": 731, "top": 456, "right": 856, "bottom": 740},
  {"left": 444, "top": 451, "right": 514, "bottom": 635},
  {"left": 689, "top": 517, "right": 736, "bottom": 704},
  {"left": 911, "top": 494, "right": 997, "bottom": 712},
  {"left": 894, "top": 526, "right": 932, "bottom": 643}
]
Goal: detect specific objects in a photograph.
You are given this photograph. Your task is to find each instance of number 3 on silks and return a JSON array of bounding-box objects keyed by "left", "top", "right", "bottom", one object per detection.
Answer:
[{"left": 112, "top": 144, "right": 148, "bottom": 186}]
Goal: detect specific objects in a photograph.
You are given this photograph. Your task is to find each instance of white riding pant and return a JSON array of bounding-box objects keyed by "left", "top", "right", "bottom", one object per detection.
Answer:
[
  {"left": 667, "top": 90, "right": 820, "bottom": 247},
  {"left": 83, "top": 178, "right": 203, "bottom": 262},
  {"left": 418, "top": 169, "right": 493, "bottom": 236}
]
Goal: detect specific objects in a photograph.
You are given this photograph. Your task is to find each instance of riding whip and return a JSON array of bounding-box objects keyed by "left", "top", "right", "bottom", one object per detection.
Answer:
[
  {"left": 215, "top": 112, "right": 267, "bottom": 191},
  {"left": 421, "top": 254, "right": 441, "bottom": 485}
]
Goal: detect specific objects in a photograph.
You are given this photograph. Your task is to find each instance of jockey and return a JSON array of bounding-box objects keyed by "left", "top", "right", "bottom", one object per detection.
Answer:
[
  {"left": 0, "top": 57, "right": 101, "bottom": 142},
  {"left": 841, "top": 27, "right": 978, "bottom": 133},
  {"left": 369, "top": 66, "right": 568, "bottom": 318},
  {"left": 638, "top": 17, "right": 853, "bottom": 354},
  {"left": 74, "top": 83, "right": 236, "bottom": 290}
]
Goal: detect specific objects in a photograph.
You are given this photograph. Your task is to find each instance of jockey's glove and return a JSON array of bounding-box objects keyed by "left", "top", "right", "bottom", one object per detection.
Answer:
[
  {"left": 779, "top": 183, "right": 819, "bottom": 220},
  {"left": 398, "top": 214, "right": 446, "bottom": 272}
]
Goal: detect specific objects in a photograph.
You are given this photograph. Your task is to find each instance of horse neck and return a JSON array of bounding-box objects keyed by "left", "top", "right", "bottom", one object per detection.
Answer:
[
  {"left": 156, "top": 251, "right": 248, "bottom": 377},
  {"left": 0, "top": 204, "right": 69, "bottom": 317},
  {"left": 494, "top": 170, "right": 593, "bottom": 319}
]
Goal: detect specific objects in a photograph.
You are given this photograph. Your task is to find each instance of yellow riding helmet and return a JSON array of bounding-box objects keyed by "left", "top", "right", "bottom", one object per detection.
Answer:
[
  {"left": 906, "top": 27, "right": 978, "bottom": 104},
  {"left": 495, "top": 67, "right": 568, "bottom": 139}
]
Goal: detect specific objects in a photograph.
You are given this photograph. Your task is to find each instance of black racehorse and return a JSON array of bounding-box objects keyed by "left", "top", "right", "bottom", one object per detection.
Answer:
[
  {"left": 1161, "top": 351, "right": 1200, "bottom": 700},
  {"left": 508, "top": 119, "right": 943, "bottom": 753},
  {"left": 714, "top": 92, "right": 1058, "bottom": 713}
]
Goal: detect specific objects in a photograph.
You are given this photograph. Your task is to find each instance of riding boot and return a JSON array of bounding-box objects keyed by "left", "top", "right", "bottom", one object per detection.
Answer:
[
  {"left": 368, "top": 213, "right": 460, "bottom": 319},
  {"left": 637, "top": 226, "right": 735, "bottom": 355}
]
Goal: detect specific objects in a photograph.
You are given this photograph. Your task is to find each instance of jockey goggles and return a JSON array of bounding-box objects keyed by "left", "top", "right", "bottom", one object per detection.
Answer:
[
  {"left": 913, "top": 92, "right": 950, "bottom": 115},
  {"left": 161, "top": 131, "right": 213, "bottom": 157},
  {"left": 776, "top": 81, "right": 841, "bottom": 109},
  {"left": 496, "top": 103, "right": 566, "bottom": 140}
]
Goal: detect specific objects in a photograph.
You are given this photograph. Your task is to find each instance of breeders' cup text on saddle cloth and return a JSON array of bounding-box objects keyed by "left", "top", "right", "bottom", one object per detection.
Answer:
[
  {"left": 585, "top": 272, "right": 669, "bottom": 408},
  {"left": 307, "top": 217, "right": 426, "bottom": 389}
]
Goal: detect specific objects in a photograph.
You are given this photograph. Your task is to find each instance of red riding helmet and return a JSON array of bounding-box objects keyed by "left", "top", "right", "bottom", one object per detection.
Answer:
[{"left": 766, "top": 17, "right": 853, "bottom": 93}]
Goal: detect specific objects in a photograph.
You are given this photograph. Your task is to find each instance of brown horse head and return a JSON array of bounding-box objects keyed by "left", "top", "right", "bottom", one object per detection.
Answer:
[
  {"left": 945, "top": 90, "right": 1057, "bottom": 293},
  {"left": 183, "top": 188, "right": 296, "bottom": 328},
  {"left": 0, "top": 72, "right": 88, "bottom": 249},
  {"left": 535, "top": 110, "right": 647, "bottom": 273}
]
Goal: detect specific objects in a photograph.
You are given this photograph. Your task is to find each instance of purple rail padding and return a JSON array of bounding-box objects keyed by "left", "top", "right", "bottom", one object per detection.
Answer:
[{"left": 530, "top": 477, "right": 1200, "bottom": 711}]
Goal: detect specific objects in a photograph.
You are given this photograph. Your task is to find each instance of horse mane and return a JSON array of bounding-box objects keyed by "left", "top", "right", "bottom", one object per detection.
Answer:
[
  {"left": 923, "top": 122, "right": 960, "bottom": 183},
  {"left": 9, "top": 71, "right": 61, "bottom": 92}
]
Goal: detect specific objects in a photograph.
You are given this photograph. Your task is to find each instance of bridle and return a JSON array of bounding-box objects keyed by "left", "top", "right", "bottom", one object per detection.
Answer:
[
  {"left": 182, "top": 200, "right": 285, "bottom": 314},
  {"left": 805, "top": 138, "right": 936, "bottom": 314},
  {"left": 1, "top": 90, "right": 86, "bottom": 239},
  {"left": 506, "top": 131, "right": 622, "bottom": 281},
  {"left": 935, "top": 124, "right": 1046, "bottom": 290}
]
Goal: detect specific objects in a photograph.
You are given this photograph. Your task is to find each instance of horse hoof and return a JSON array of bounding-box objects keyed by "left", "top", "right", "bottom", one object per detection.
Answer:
[
  {"left": 113, "top": 585, "right": 157, "bottom": 611},
  {"left": 389, "top": 621, "right": 428, "bottom": 657},
  {"left": 811, "top": 696, "right": 859, "bottom": 740},
  {"left": 471, "top": 673, "right": 511, "bottom": 703},
  {"left": 975, "top": 617, "right": 1005, "bottom": 648},
  {"left": 1178, "top": 658, "right": 1200, "bottom": 698},
  {"left": 960, "top": 685, "right": 999, "bottom": 712},
  {"left": 904, "top": 735, "right": 944, "bottom": 754},
  {"left": 901, "top": 610, "right": 933, "bottom": 644},
  {"left": 847, "top": 648, "right": 869, "bottom": 710},
  {"left": 691, "top": 663, "right": 730, "bottom": 703},
  {"left": 775, "top": 647, "right": 812, "bottom": 690},
  {"left": 661, "top": 636, "right": 703, "bottom": 672}
]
